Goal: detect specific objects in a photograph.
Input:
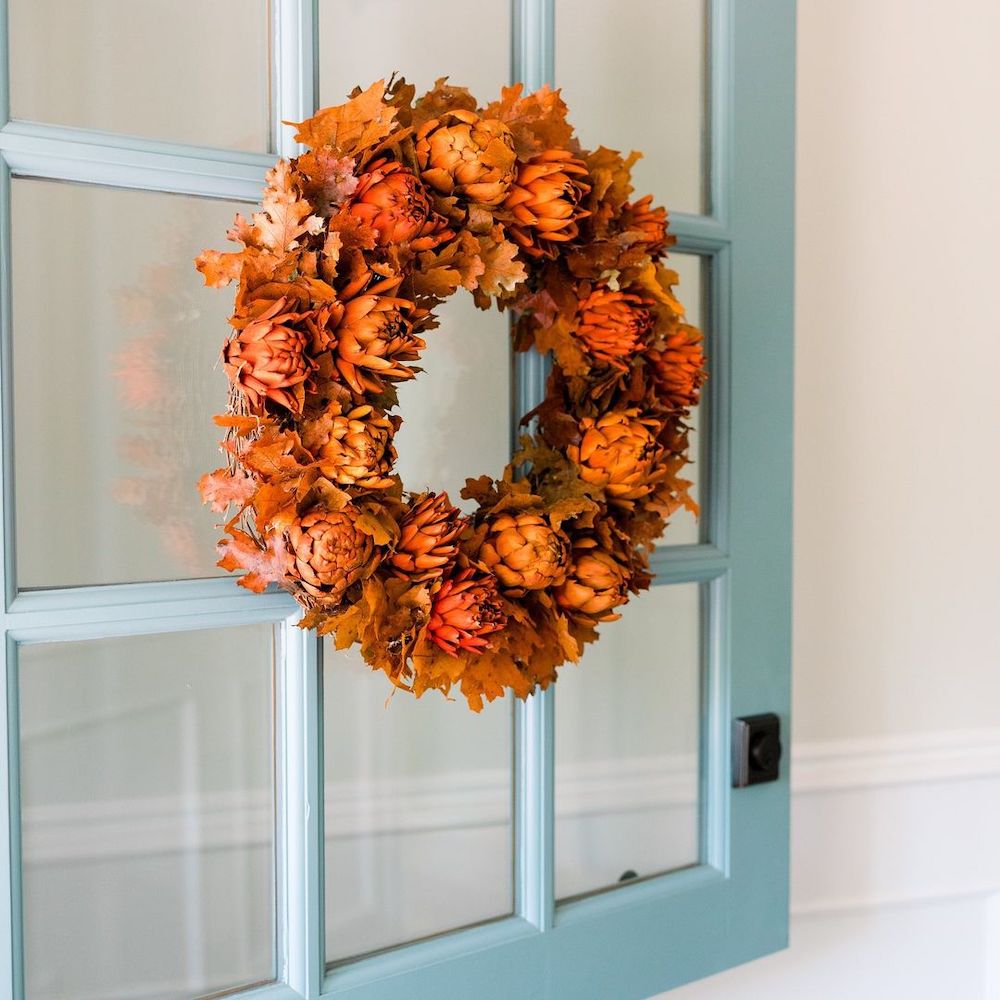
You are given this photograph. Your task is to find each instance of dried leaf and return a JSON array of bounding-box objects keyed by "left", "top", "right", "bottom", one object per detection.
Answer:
[
  {"left": 288, "top": 80, "right": 400, "bottom": 157},
  {"left": 295, "top": 149, "right": 358, "bottom": 217},
  {"left": 473, "top": 232, "right": 527, "bottom": 296},
  {"left": 198, "top": 468, "right": 256, "bottom": 512},
  {"left": 194, "top": 248, "right": 245, "bottom": 288},
  {"left": 249, "top": 162, "right": 324, "bottom": 253},
  {"left": 217, "top": 529, "right": 287, "bottom": 593},
  {"left": 481, "top": 84, "right": 574, "bottom": 158},
  {"left": 413, "top": 77, "right": 478, "bottom": 125}
]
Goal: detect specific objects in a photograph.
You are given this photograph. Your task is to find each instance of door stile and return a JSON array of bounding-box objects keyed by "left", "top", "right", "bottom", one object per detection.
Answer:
[
  {"left": 1, "top": 634, "right": 22, "bottom": 1000},
  {"left": 0, "top": 158, "right": 14, "bottom": 611},
  {"left": 278, "top": 615, "right": 325, "bottom": 997},
  {"left": 274, "top": 0, "right": 319, "bottom": 160},
  {"left": 273, "top": 5, "right": 325, "bottom": 993},
  {"left": 0, "top": 145, "right": 21, "bottom": 998},
  {"left": 511, "top": 0, "right": 557, "bottom": 936}
]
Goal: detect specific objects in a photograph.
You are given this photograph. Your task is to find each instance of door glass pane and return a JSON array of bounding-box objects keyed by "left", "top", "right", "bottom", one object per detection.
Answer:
[
  {"left": 393, "top": 294, "right": 512, "bottom": 508},
  {"left": 18, "top": 624, "right": 276, "bottom": 1000},
  {"left": 555, "top": 583, "right": 702, "bottom": 901},
  {"left": 8, "top": 0, "right": 271, "bottom": 151},
  {"left": 325, "top": 645, "right": 513, "bottom": 964},
  {"left": 659, "top": 251, "right": 708, "bottom": 546},
  {"left": 318, "top": 0, "right": 510, "bottom": 109},
  {"left": 555, "top": 0, "right": 709, "bottom": 214},
  {"left": 11, "top": 179, "right": 241, "bottom": 589}
]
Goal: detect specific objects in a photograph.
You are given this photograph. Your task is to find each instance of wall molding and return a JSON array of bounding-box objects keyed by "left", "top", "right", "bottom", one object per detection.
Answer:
[
  {"left": 792, "top": 728, "right": 1000, "bottom": 794},
  {"left": 20, "top": 728, "right": 1000, "bottom": 867}
]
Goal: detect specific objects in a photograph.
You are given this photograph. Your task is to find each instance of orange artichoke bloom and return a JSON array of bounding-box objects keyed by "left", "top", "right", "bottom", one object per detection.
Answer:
[
  {"left": 301, "top": 403, "right": 397, "bottom": 490},
  {"left": 390, "top": 492, "right": 466, "bottom": 581},
  {"left": 285, "top": 508, "right": 380, "bottom": 602},
  {"left": 555, "top": 536, "right": 630, "bottom": 622},
  {"left": 415, "top": 110, "right": 517, "bottom": 207},
  {"left": 330, "top": 292, "right": 425, "bottom": 395},
  {"left": 427, "top": 567, "right": 507, "bottom": 656},
  {"left": 567, "top": 409, "right": 665, "bottom": 508},
  {"left": 645, "top": 324, "right": 707, "bottom": 411},
  {"left": 478, "top": 512, "right": 569, "bottom": 594},
  {"left": 504, "top": 149, "right": 591, "bottom": 258},
  {"left": 223, "top": 297, "right": 314, "bottom": 413},
  {"left": 621, "top": 195, "right": 672, "bottom": 258},
  {"left": 346, "top": 158, "right": 453, "bottom": 251},
  {"left": 574, "top": 286, "right": 653, "bottom": 369}
]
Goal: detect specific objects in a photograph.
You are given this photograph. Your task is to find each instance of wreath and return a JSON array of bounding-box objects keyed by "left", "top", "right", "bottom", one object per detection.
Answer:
[{"left": 196, "top": 79, "right": 706, "bottom": 711}]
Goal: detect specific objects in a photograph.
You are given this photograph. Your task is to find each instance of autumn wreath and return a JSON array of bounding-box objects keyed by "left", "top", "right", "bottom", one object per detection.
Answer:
[{"left": 196, "top": 79, "right": 706, "bottom": 710}]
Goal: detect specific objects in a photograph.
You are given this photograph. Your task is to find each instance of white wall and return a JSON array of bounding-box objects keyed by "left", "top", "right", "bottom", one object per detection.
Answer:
[{"left": 667, "top": 0, "right": 1000, "bottom": 996}]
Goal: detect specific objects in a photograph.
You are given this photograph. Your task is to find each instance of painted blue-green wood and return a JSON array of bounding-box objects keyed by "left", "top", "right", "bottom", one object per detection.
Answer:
[
  {"left": 510, "top": 0, "right": 558, "bottom": 942},
  {"left": 279, "top": 617, "right": 326, "bottom": 997},
  {"left": 2, "top": 635, "right": 22, "bottom": 1000}
]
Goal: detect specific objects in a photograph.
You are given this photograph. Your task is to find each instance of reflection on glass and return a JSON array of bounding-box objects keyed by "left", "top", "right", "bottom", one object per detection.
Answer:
[
  {"left": 325, "top": 643, "right": 513, "bottom": 964},
  {"left": 393, "top": 293, "right": 512, "bottom": 510},
  {"left": 9, "top": 0, "right": 271, "bottom": 151},
  {"left": 659, "top": 252, "right": 708, "bottom": 546},
  {"left": 555, "top": 584, "right": 702, "bottom": 901},
  {"left": 318, "top": 0, "right": 510, "bottom": 108},
  {"left": 555, "top": 0, "right": 709, "bottom": 214},
  {"left": 12, "top": 180, "right": 243, "bottom": 588},
  {"left": 19, "top": 625, "right": 276, "bottom": 1000}
]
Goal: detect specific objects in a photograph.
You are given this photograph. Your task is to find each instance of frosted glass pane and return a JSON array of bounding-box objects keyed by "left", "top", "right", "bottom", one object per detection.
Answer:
[
  {"left": 393, "top": 294, "right": 512, "bottom": 509},
  {"left": 9, "top": 0, "right": 270, "bottom": 151},
  {"left": 659, "top": 252, "right": 708, "bottom": 546},
  {"left": 555, "top": 584, "right": 702, "bottom": 901},
  {"left": 11, "top": 180, "right": 241, "bottom": 588},
  {"left": 324, "top": 645, "right": 513, "bottom": 964},
  {"left": 555, "top": 0, "right": 709, "bottom": 213},
  {"left": 19, "top": 625, "right": 276, "bottom": 1000},
  {"left": 318, "top": 0, "right": 510, "bottom": 107}
]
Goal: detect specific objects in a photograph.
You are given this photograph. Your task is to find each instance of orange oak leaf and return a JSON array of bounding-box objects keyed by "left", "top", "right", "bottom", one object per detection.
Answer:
[
  {"left": 413, "top": 231, "right": 486, "bottom": 297},
  {"left": 295, "top": 149, "right": 358, "bottom": 217},
  {"left": 195, "top": 248, "right": 245, "bottom": 288},
  {"left": 586, "top": 146, "right": 641, "bottom": 211},
  {"left": 249, "top": 161, "right": 324, "bottom": 253},
  {"left": 473, "top": 232, "right": 527, "bottom": 297},
  {"left": 217, "top": 529, "right": 288, "bottom": 593},
  {"left": 481, "top": 84, "right": 574, "bottom": 159},
  {"left": 287, "top": 80, "right": 399, "bottom": 157},
  {"left": 527, "top": 315, "right": 588, "bottom": 375},
  {"left": 413, "top": 77, "right": 478, "bottom": 125},
  {"left": 198, "top": 468, "right": 256, "bottom": 512},
  {"left": 628, "top": 261, "right": 685, "bottom": 321}
]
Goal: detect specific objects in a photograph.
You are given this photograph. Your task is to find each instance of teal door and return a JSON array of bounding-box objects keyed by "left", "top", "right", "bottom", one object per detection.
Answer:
[{"left": 0, "top": 0, "right": 793, "bottom": 998}]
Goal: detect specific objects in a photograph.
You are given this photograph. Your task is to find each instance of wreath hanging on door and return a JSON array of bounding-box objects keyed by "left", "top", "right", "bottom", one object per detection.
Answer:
[{"left": 196, "top": 79, "right": 706, "bottom": 710}]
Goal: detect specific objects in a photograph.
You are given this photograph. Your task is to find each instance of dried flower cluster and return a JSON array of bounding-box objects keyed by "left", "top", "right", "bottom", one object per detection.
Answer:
[{"left": 197, "top": 79, "right": 706, "bottom": 710}]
